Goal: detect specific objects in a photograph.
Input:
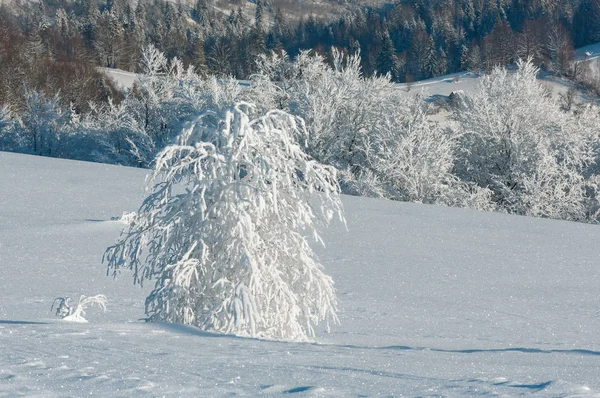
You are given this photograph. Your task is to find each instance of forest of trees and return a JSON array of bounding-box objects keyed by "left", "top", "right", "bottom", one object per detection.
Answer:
[
  {"left": 3, "top": 0, "right": 600, "bottom": 225},
  {"left": 3, "top": 0, "right": 600, "bottom": 96},
  {"left": 3, "top": 0, "right": 600, "bottom": 116}
]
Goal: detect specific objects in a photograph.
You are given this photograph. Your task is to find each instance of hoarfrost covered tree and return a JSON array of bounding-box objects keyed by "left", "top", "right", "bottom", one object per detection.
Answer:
[
  {"left": 454, "top": 59, "right": 598, "bottom": 221},
  {"left": 345, "top": 94, "right": 492, "bottom": 208},
  {"left": 20, "top": 89, "right": 65, "bottom": 156},
  {"left": 252, "top": 49, "right": 405, "bottom": 178},
  {"left": 105, "top": 103, "right": 344, "bottom": 341},
  {"left": 0, "top": 106, "right": 15, "bottom": 148},
  {"left": 251, "top": 49, "right": 489, "bottom": 208},
  {"left": 131, "top": 44, "right": 174, "bottom": 145}
]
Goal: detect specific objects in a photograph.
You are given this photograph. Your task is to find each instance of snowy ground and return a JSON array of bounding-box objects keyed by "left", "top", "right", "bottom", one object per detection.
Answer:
[
  {"left": 1, "top": 151, "right": 600, "bottom": 396},
  {"left": 575, "top": 42, "right": 600, "bottom": 62},
  {"left": 100, "top": 67, "right": 139, "bottom": 91}
]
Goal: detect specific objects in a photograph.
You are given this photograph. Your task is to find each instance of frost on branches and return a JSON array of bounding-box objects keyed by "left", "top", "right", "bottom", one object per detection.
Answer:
[
  {"left": 105, "top": 103, "right": 344, "bottom": 342},
  {"left": 454, "top": 59, "right": 600, "bottom": 221},
  {"left": 250, "top": 50, "right": 490, "bottom": 208},
  {"left": 51, "top": 295, "right": 108, "bottom": 323}
]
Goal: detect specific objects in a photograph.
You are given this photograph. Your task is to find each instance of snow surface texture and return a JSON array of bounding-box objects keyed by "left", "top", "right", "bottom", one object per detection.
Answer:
[{"left": 1, "top": 151, "right": 599, "bottom": 396}]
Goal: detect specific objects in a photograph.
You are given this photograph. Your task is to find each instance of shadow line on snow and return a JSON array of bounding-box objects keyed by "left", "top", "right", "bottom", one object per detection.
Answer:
[
  {"left": 0, "top": 320, "right": 48, "bottom": 325},
  {"left": 153, "top": 322, "right": 256, "bottom": 341},
  {"left": 332, "top": 344, "right": 600, "bottom": 357},
  {"left": 145, "top": 322, "right": 600, "bottom": 358},
  {"left": 302, "top": 364, "right": 433, "bottom": 382},
  {"left": 508, "top": 380, "right": 553, "bottom": 391}
]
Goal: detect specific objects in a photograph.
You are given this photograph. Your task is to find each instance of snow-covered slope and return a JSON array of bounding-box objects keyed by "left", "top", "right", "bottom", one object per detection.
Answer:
[
  {"left": 99, "top": 67, "right": 139, "bottom": 90},
  {"left": 1, "top": 151, "right": 599, "bottom": 396},
  {"left": 576, "top": 42, "right": 600, "bottom": 62}
]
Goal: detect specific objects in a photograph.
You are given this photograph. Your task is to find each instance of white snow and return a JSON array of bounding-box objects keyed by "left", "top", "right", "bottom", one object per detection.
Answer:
[
  {"left": 397, "top": 69, "right": 577, "bottom": 104},
  {"left": 1, "top": 150, "right": 600, "bottom": 396},
  {"left": 99, "top": 67, "right": 139, "bottom": 90},
  {"left": 576, "top": 42, "right": 600, "bottom": 62},
  {"left": 398, "top": 71, "right": 479, "bottom": 97}
]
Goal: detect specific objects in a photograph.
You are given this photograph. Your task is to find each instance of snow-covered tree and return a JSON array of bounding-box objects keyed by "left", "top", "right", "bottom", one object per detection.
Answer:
[
  {"left": 251, "top": 49, "right": 488, "bottom": 207},
  {"left": 255, "top": 49, "right": 406, "bottom": 174},
  {"left": 105, "top": 103, "right": 344, "bottom": 341},
  {"left": 130, "top": 44, "right": 175, "bottom": 145},
  {"left": 454, "top": 59, "right": 597, "bottom": 221},
  {"left": 343, "top": 94, "right": 491, "bottom": 208},
  {"left": 19, "top": 89, "right": 64, "bottom": 156},
  {"left": 0, "top": 106, "right": 13, "bottom": 144}
]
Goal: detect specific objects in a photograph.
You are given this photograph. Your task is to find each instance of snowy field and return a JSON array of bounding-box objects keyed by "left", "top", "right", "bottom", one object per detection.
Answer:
[{"left": 1, "top": 151, "right": 600, "bottom": 396}]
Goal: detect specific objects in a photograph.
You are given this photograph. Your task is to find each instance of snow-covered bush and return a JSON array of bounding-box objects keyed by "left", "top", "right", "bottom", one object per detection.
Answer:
[
  {"left": 59, "top": 99, "right": 155, "bottom": 166},
  {"left": 105, "top": 103, "right": 344, "bottom": 341},
  {"left": 343, "top": 94, "right": 492, "bottom": 208},
  {"left": 252, "top": 50, "right": 489, "bottom": 208},
  {"left": 454, "top": 60, "right": 597, "bottom": 221},
  {"left": 52, "top": 295, "right": 107, "bottom": 323},
  {"left": 18, "top": 89, "right": 65, "bottom": 156}
]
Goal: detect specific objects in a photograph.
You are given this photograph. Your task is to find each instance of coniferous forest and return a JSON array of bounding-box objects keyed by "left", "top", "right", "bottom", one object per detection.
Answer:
[{"left": 3, "top": 0, "right": 600, "bottom": 110}]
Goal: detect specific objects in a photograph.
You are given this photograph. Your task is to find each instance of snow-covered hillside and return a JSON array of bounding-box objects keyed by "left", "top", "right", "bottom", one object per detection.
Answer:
[
  {"left": 99, "top": 67, "right": 139, "bottom": 91},
  {"left": 1, "top": 151, "right": 599, "bottom": 396}
]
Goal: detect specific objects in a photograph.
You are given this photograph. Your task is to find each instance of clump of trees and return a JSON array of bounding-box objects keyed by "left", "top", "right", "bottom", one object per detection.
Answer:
[
  {"left": 454, "top": 60, "right": 600, "bottom": 221},
  {"left": 249, "top": 49, "right": 491, "bottom": 208},
  {"left": 0, "top": 43, "right": 245, "bottom": 166}
]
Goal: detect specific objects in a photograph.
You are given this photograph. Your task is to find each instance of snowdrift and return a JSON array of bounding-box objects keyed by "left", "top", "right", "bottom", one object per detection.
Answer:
[{"left": 1, "top": 151, "right": 599, "bottom": 396}]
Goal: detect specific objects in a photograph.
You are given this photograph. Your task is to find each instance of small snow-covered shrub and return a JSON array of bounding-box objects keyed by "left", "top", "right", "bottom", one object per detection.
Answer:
[
  {"left": 105, "top": 103, "right": 344, "bottom": 341},
  {"left": 118, "top": 211, "right": 137, "bottom": 225},
  {"left": 52, "top": 295, "right": 107, "bottom": 323},
  {"left": 110, "top": 211, "right": 137, "bottom": 224}
]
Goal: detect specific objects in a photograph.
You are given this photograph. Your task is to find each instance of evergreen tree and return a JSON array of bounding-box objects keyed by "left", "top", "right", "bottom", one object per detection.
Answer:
[{"left": 376, "top": 30, "right": 397, "bottom": 79}]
